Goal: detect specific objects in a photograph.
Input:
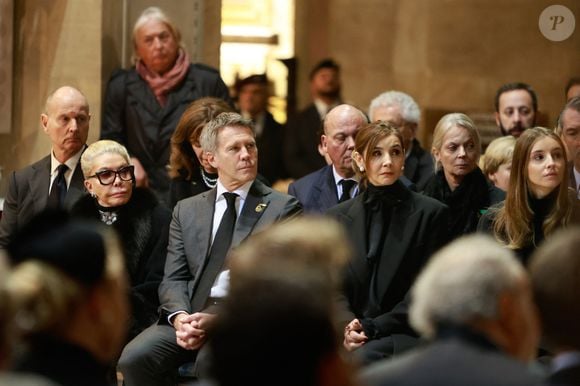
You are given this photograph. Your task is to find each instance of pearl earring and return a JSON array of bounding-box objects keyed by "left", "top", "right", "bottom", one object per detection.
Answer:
[{"left": 359, "top": 166, "right": 364, "bottom": 172}]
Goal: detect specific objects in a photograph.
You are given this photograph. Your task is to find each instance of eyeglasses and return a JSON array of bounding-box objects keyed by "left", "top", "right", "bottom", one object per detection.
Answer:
[{"left": 88, "top": 165, "right": 135, "bottom": 185}]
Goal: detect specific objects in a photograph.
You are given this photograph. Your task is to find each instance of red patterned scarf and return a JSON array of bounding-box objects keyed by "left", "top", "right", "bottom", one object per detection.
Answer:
[{"left": 136, "top": 49, "right": 190, "bottom": 107}]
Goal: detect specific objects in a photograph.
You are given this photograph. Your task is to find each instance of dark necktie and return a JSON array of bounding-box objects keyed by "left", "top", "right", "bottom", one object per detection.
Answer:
[
  {"left": 191, "top": 192, "right": 238, "bottom": 312},
  {"left": 48, "top": 164, "right": 68, "bottom": 208},
  {"left": 339, "top": 179, "right": 357, "bottom": 203}
]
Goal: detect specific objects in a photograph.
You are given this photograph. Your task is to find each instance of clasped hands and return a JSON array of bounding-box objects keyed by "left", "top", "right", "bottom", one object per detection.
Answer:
[
  {"left": 174, "top": 312, "right": 216, "bottom": 350},
  {"left": 343, "top": 318, "right": 368, "bottom": 351}
]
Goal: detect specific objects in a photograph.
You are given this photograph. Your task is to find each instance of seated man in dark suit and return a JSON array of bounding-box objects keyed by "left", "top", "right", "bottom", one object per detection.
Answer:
[
  {"left": 554, "top": 96, "right": 580, "bottom": 196},
  {"left": 117, "top": 112, "right": 302, "bottom": 386},
  {"left": 369, "top": 90, "right": 433, "bottom": 191},
  {"left": 0, "top": 86, "right": 90, "bottom": 248},
  {"left": 288, "top": 104, "right": 367, "bottom": 213},
  {"left": 284, "top": 59, "right": 342, "bottom": 179},
  {"left": 236, "top": 74, "right": 288, "bottom": 185},
  {"left": 529, "top": 226, "right": 580, "bottom": 386},
  {"left": 361, "top": 234, "right": 542, "bottom": 386}
]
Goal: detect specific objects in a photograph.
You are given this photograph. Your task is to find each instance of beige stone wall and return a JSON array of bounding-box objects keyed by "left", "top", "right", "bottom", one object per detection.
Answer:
[{"left": 295, "top": 0, "right": 580, "bottom": 145}]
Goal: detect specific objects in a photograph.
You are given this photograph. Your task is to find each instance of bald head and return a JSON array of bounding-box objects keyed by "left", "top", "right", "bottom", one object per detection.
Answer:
[
  {"left": 41, "top": 86, "right": 90, "bottom": 162},
  {"left": 322, "top": 104, "right": 368, "bottom": 178},
  {"left": 45, "top": 86, "right": 89, "bottom": 114}
]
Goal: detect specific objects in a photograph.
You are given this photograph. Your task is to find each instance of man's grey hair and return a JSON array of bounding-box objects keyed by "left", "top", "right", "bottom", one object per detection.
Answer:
[
  {"left": 200, "top": 112, "right": 255, "bottom": 153},
  {"left": 368, "top": 91, "right": 420, "bottom": 124},
  {"left": 410, "top": 234, "right": 525, "bottom": 339}
]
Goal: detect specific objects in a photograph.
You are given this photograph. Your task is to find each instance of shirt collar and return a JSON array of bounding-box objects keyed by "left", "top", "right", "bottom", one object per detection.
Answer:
[
  {"left": 50, "top": 147, "right": 83, "bottom": 175},
  {"left": 215, "top": 179, "right": 253, "bottom": 202},
  {"left": 332, "top": 165, "right": 358, "bottom": 186}
]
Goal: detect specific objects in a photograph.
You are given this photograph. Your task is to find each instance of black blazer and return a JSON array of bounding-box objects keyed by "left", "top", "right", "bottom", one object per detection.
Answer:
[
  {"left": 327, "top": 182, "right": 449, "bottom": 353},
  {"left": 0, "top": 155, "right": 85, "bottom": 248},
  {"left": 101, "top": 64, "right": 231, "bottom": 202},
  {"left": 284, "top": 104, "right": 326, "bottom": 179}
]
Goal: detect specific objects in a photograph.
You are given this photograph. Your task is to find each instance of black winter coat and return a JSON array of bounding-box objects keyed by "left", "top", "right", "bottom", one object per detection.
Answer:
[{"left": 71, "top": 188, "right": 171, "bottom": 338}]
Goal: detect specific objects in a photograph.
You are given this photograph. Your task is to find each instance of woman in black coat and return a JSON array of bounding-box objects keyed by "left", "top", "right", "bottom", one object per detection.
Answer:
[
  {"left": 327, "top": 121, "right": 449, "bottom": 365},
  {"left": 422, "top": 113, "right": 504, "bottom": 240},
  {"left": 72, "top": 140, "right": 171, "bottom": 339}
]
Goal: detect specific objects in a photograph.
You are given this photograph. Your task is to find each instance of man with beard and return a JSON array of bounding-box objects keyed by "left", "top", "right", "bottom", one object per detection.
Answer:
[
  {"left": 0, "top": 86, "right": 89, "bottom": 248},
  {"left": 284, "top": 59, "right": 343, "bottom": 179},
  {"left": 288, "top": 104, "right": 367, "bottom": 213},
  {"left": 494, "top": 82, "right": 537, "bottom": 138}
]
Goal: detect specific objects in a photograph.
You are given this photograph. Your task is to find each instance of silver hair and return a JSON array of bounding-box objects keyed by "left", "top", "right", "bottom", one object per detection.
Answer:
[
  {"left": 199, "top": 112, "right": 255, "bottom": 153},
  {"left": 368, "top": 91, "right": 420, "bottom": 124},
  {"left": 410, "top": 234, "right": 525, "bottom": 339},
  {"left": 131, "top": 6, "right": 183, "bottom": 64}
]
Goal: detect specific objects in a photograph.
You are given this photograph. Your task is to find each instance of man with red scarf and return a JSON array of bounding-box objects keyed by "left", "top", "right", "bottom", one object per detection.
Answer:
[{"left": 101, "top": 7, "right": 231, "bottom": 205}]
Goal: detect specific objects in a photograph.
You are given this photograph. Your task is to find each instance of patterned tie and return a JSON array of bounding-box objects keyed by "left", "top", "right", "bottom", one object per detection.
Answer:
[
  {"left": 339, "top": 179, "right": 357, "bottom": 203},
  {"left": 48, "top": 164, "right": 68, "bottom": 208},
  {"left": 191, "top": 192, "right": 238, "bottom": 312}
]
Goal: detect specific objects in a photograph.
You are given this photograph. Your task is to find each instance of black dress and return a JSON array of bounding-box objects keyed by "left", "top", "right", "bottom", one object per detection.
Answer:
[
  {"left": 327, "top": 181, "right": 450, "bottom": 364},
  {"left": 71, "top": 188, "right": 171, "bottom": 338},
  {"left": 422, "top": 167, "right": 504, "bottom": 240}
]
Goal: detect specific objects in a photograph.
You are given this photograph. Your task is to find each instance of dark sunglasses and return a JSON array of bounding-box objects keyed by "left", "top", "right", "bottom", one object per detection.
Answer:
[{"left": 88, "top": 165, "right": 135, "bottom": 185}]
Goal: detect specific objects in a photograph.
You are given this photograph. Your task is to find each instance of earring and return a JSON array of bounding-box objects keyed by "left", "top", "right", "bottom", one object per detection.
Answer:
[
  {"left": 401, "top": 166, "right": 405, "bottom": 171},
  {"left": 359, "top": 166, "right": 364, "bottom": 172},
  {"left": 90, "top": 192, "right": 96, "bottom": 198}
]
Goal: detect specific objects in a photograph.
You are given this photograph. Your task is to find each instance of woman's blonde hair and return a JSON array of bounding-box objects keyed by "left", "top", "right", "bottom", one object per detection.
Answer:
[
  {"left": 81, "top": 140, "right": 131, "bottom": 178},
  {"left": 431, "top": 113, "right": 481, "bottom": 172},
  {"left": 492, "top": 127, "right": 572, "bottom": 249}
]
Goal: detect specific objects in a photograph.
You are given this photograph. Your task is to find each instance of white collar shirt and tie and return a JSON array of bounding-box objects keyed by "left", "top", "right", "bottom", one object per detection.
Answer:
[
  {"left": 168, "top": 179, "right": 253, "bottom": 324},
  {"left": 49, "top": 148, "right": 83, "bottom": 194},
  {"left": 332, "top": 166, "right": 358, "bottom": 202}
]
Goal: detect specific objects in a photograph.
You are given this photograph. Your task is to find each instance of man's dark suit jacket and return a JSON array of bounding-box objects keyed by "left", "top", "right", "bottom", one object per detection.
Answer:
[
  {"left": 288, "top": 165, "right": 417, "bottom": 214},
  {"left": 0, "top": 155, "right": 85, "bottom": 248},
  {"left": 360, "top": 327, "right": 542, "bottom": 386},
  {"left": 288, "top": 165, "right": 338, "bottom": 214},
  {"left": 101, "top": 64, "right": 231, "bottom": 202},
  {"left": 158, "top": 179, "right": 302, "bottom": 318},
  {"left": 255, "top": 112, "right": 288, "bottom": 184},
  {"left": 327, "top": 184, "right": 449, "bottom": 357},
  {"left": 405, "top": 139, "right": 434, "bottom": 191},
  {"left": 284, "top": 103, "right": 326, "bottom": 179}
]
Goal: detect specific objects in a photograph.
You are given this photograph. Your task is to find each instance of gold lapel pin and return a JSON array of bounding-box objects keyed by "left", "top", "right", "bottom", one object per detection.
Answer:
[{"left": 255, "top": 203, "right": 267, "bottom": 213}]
